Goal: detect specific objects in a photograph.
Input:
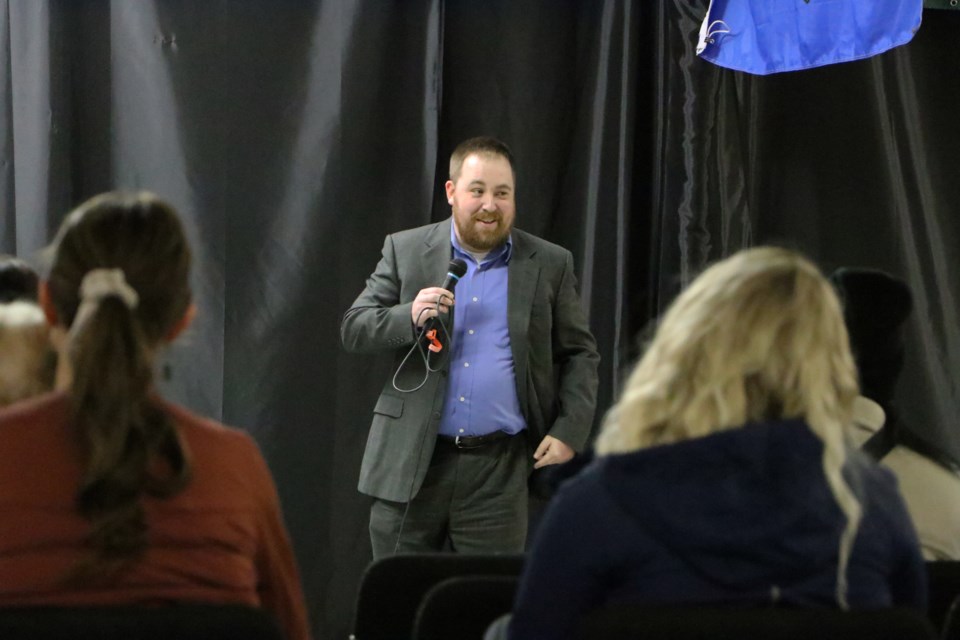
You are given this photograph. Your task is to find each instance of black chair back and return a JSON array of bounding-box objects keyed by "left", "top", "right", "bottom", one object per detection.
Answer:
[
  {"left": 350, "top": 552, "right": 524, "bottom": 640},
  {"left": 928, "top": 561, "right": 960, "bottom": 632},
  {"left": 0, "top": 604, "right": 286, "bottom": 640},
  {"left": 940, "top": 594, "right": 960, "bottom": 640},
  {"left": 576, "top": 604, "right": 937, "bottom": 640},
  {"left": 413, "top": 575, "right": 519, "bottom": 640}
]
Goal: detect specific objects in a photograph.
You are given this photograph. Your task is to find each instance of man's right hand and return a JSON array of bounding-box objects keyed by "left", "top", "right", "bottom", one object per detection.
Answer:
[{"left": 411, "top": 287, "right": 455, "bottom": 327}]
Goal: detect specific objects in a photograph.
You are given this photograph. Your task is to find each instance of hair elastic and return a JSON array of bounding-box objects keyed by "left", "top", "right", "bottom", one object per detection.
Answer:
[{"left": 72, "top": 268, "right": 139, "bottom": 330}]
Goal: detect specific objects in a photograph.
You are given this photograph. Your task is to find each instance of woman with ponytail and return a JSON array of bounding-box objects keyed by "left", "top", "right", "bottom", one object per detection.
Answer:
[
  {"left": 508, "top": 247, "right": 925, "bottom": 640},
  {"left": 0, "top": 192, "right": 310, "bottom": 640}
]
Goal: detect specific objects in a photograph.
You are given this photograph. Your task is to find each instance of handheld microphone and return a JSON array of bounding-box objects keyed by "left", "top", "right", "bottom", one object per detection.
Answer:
[
  {"left": 423, "top": 259, "right": 467, "bottom": 353},
  {"left": 439, "top": 258, "right": 468, "bottom": 296},
  {"left": 393, "top": 258, "right": 470, "bottom": 393}
]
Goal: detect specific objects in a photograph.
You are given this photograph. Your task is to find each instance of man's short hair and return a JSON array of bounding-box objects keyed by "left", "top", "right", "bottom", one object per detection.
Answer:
[{"left": 449, "top": 136, "right": 515, "bottom": 183}]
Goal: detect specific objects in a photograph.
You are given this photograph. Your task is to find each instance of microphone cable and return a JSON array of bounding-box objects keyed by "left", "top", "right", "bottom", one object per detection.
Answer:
[
  {"left": 391, "top": 258, "right": 466, "bottom": 393},
  {"left": 390, "top": 298, "right": 455, "bottom": 553},
  {"left": 384, "top": 258, "right": 467, "bottom": 552},
  {"left": 390, "top": 296, "right": 455, "bottom": 393}
]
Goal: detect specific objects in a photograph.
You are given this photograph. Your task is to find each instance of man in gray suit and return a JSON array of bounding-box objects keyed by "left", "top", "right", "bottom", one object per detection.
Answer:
[{"left": 341, "top": 137, "right": 599, "bottom": 557}]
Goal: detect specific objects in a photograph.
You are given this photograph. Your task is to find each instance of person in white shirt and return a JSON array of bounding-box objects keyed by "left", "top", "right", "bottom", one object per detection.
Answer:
[{"left": 833, "top": 267, "right": 960, "bottom": 561}]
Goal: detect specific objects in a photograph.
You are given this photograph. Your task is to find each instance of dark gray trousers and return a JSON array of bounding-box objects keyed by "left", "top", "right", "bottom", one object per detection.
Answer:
[{"left": 369, "top": 433, "right": 529, "bottom": 558}]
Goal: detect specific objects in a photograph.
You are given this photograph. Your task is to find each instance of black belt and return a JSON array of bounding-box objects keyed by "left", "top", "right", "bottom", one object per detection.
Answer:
[{"left": 437, "top": 431, "right": 512, "bottom": 449}]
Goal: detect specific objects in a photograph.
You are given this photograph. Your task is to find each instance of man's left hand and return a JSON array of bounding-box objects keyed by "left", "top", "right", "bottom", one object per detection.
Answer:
[{"left": 533, "top": 435, "right": 574, "bottom": 469}]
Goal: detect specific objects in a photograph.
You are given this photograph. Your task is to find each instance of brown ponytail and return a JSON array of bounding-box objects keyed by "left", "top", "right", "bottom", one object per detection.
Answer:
[{"left": 46, "top": 192, "right": 193, "bottom": 579}]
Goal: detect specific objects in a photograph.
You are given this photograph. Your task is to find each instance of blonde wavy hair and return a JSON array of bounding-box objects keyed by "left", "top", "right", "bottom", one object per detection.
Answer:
[{"left": 596, "top": 247, "right": 861, "bottom": 607}]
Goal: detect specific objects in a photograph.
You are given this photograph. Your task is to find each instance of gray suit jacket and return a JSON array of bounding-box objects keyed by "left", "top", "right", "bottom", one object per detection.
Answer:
[{"left": 341, "top": 219, "right": 599, "bottom": 502}]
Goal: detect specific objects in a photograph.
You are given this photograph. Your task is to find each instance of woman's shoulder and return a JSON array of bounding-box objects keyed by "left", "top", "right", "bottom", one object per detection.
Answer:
[
  {"left": 160, "top": 401, "right": 277, "bottom": 501},
  {"left": 163, "top": 400, "right": 252, "bottom": 439},
  {"left": 549, "top": 455, "right": 642, "bottom": 515},
  {"left": 0, "top": 391, "right": 70, "bottom": 441},
  {"left": 846, "top": 447, "right": 916, "bottom": 528},
  {"left": 846, "top": 446, "right": 900, "bottom": 494},
  {"left": 0, "top": 392, "right": 75, "bottom": 486},
  {"left": 161, "top": 401, "right": 266, "bottom": 466},
  {"left": 0, "top": 389, "right": 68, "bottom": 420}
]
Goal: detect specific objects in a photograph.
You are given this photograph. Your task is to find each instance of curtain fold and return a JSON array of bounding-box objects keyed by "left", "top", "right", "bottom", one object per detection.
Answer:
[
  {"left": 650, "top": 1, "right": 960, "bottom": 458},
  {"left": 5, "top": 2, "right": 64, "bottom": 253},
  {"left": 1, "top": 2, "right": 958, "bottom": 638}
]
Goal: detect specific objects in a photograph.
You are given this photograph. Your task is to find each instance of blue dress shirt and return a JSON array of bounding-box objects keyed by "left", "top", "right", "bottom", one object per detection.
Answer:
[{"left": 437, "top": 229, "right": 526, "bottom": 438}]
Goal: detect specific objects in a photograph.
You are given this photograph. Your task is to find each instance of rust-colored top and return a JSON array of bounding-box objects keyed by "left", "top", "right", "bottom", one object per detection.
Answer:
[{"left": 0, "top": 392, "right": 311, "bottom": 640}]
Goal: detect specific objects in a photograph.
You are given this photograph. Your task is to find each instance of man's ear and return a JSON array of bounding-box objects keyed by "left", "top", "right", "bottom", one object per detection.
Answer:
[
  {"left": 165, "top": 302, "right": 197, "bottom": 342},
  {"left": 445, "top": 180, "right": 456, "bottom": 205},
  {"left": 38, "top": 281, "right": 59, "bottom": 327}
]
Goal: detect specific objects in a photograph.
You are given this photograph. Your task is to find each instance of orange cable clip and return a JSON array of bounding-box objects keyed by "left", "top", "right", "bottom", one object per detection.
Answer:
[{"left": 425, "top": 329, "right": 443, "bottom": 353}]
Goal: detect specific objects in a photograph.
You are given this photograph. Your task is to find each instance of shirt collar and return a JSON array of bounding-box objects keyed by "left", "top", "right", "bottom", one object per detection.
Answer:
[{"left": 450, "top": 221, "right": 513, "bottom": 265}]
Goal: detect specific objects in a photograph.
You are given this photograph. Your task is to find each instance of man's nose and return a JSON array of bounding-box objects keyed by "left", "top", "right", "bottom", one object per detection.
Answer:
[{"left": 480, "top": 195, "right": 497, "bottom": 211}]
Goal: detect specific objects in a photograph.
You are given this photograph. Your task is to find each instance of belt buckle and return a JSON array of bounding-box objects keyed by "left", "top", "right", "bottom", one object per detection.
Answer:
[{"left": 454, "top": 435, "right": 464, "bottom": 449}]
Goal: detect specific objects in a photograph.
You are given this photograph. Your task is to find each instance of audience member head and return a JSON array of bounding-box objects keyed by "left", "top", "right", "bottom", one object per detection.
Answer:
[
  {"left": 0, "top": 255, "right": 40, "bottom": 302},
  {"left": 828, "top": 267, "right": 912, "bottom": 408},
  {"left": 596, "top": 247, "right": 861, "bottom": 605},
  {"left": 42, "top": 191, "right": 194, "bottom": 578},
  {"left": 0, "top": 256, "right": 52, "bottom": 405},
  {"left": 0, "top": 300, "right": 55, "bottom": 406},
  {"left": 597, "top": 247, "right": 858, "bottom": 453}
]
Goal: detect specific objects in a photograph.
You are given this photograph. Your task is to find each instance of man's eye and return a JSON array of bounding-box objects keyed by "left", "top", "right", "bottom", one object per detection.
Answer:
[{"left": 471, "top": 189, "right": 483, "bottom": 195}]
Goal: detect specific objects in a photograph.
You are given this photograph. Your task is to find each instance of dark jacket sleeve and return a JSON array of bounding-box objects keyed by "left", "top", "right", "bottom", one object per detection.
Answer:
[
  {"left": 545, "top": 250, "right": 599, "bottom": 452},
  {"left": 340, "top": 233, "right": 417, "bottom": 354}
]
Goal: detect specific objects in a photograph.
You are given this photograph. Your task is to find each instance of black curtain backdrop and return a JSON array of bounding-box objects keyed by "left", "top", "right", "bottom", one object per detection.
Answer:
[{"left": 1, "top": 2, "right": 958, "bottom": 638}]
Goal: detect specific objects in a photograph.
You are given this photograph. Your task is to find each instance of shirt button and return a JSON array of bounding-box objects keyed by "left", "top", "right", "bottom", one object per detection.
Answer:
[
  {"left": 459, "top": 428, "right": 465, "bottom": 433},
  {"left": 464, "top": 362, "right": 469, "bottom": 367},
  {"left": 468, "top": 329, "right": 475, "bottom": 335},
  {"left": 472, "top": 296, "right": 478, "bottom": 302},
  {"left": 459, "top": 396, "right": 465, "bottom": 402}
]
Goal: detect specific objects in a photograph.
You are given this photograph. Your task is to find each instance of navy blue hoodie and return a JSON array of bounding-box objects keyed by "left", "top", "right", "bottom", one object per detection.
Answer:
[{"left": 509, "top": 419, "right": 925, "bottom": 640}]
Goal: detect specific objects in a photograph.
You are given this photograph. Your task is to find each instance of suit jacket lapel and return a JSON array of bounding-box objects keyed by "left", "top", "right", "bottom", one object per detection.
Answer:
[
  {"left": 420, "top": 218, "right": 453, "bottom": 288},
  {"left": 420, "top": 219, "right": 455, "bottom": 354}
]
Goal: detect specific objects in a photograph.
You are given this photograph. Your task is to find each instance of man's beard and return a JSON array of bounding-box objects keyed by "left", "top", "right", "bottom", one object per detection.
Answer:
[{"left": 454, "top": 209, "right": 512, "bottom": 252}]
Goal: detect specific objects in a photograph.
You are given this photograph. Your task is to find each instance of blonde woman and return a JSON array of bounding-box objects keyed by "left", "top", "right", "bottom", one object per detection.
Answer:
[{"left": 508, "top": 248, "right": 925, "bottom": 639}]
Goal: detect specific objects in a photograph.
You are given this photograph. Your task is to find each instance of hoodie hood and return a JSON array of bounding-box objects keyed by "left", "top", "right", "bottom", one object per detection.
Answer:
[{"left": 596, "top": 419, "right": 849, "bottom": 596}]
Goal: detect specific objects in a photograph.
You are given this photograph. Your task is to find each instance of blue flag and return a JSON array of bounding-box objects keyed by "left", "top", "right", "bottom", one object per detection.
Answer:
[{"left": 697, "top": 0, "right": 923, "bottom": 75}]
